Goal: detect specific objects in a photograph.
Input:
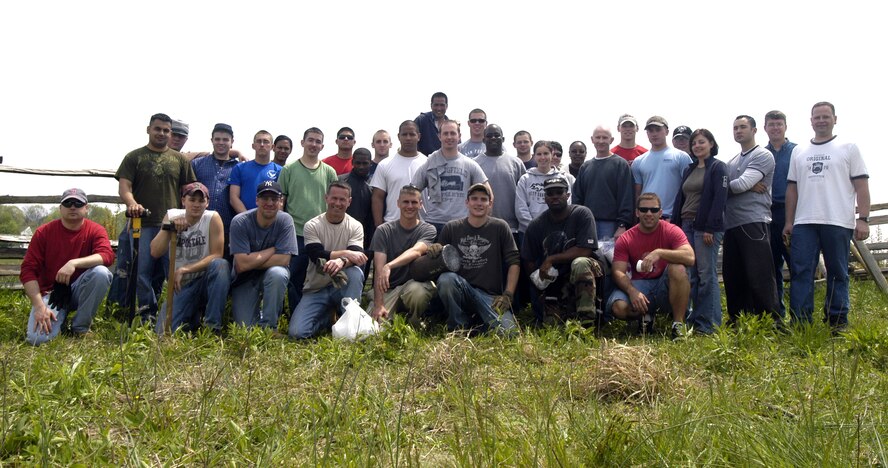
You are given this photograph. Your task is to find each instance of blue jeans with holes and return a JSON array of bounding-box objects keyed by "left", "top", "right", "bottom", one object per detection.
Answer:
[
  {"left": 789, "top": 223, "right": 852, "bottom": 324},
  {"left": 26, "top": 265, "right": 112, "bottom": 345},
  {"left": 231, "top": 266, "right": 289, "bottom": 329},
  {"left": 437, "top": 272, "right": 517, "bottom": 335},
  {"left": 681, "top": 220, "right": 724, "bottom": 334},
  {"left": 155, "top": 258, "right": 230, "bottom": 334},
  {"left": 289, "top": 266, "right": 364, "bottom": 339}
]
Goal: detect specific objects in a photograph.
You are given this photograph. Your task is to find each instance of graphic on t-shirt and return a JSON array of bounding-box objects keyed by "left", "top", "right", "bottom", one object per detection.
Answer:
[
  {"left": 458, "top": 234, "right": 491, "bottom": 269},
  {"left": 178, "top": 230, "right": 208, "bottom": 262},
  {"left": 266, "top": 169, "right": 279, "bottom": 179},
  {"left": 440, "top": 174, "right": 463, "bottom": 192}
]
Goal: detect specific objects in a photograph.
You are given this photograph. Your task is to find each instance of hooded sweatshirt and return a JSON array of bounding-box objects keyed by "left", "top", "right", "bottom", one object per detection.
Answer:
[{"left": 515, "top": 167, "right": 574, "bottom": 232}]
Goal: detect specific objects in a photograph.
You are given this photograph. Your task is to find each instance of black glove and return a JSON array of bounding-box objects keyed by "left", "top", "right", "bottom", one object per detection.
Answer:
[{"left": 47, "top": 282, "right": 73, "bottom": 312}]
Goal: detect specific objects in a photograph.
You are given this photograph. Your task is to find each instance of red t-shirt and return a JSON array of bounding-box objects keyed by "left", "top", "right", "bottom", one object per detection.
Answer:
[
  {"left": 19, "top": 219, "right": 115, "bottom": 295},
  {"left": 612, "top": 145, "right": 648, "bottom": 164},
  {"left": 613, "top": 220, "right": 688, "bottom": 280},
  {"left": 322, "top": 154, "right": 353, "bottom": 175}
]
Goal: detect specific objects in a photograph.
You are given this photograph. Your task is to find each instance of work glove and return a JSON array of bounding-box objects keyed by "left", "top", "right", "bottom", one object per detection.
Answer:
[
  {"left": 427, "top": 243, "right": 443, "bottom": 259},
  {"left": 492, "top": 291, "right": 514, "bottom": 315},
  {"left": 47, "top": 282, "right": 73, "bottom": 312}
]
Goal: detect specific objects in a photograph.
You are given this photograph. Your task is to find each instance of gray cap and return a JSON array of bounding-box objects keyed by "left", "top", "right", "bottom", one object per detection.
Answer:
[{"left": 171, "top": 119, "right": 189, "bottom": 136}]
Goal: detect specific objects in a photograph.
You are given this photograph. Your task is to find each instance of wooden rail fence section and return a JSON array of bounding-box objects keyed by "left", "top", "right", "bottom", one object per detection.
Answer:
[{"left": 1, "top": 164, "right": 886, "bottom": 294}]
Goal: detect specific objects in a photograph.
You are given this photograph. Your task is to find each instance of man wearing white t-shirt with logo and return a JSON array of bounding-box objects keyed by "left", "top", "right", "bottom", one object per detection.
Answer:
[{"left": 783, "top": 101, "right": 870, "bottom": 331}]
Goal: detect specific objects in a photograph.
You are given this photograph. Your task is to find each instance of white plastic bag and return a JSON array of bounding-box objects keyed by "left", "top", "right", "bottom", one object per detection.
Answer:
[
  {"left": 332, "top": 297, "right": 379, "bottom": 341},
  {"left": 530, "top": 267, "right": 558, "bottom": 289},
  {"left": 599, "top": 238, "right": 615, "bottom": 263}
]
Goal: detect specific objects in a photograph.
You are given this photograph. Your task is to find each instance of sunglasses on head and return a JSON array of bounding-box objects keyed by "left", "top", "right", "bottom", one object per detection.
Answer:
[
  {"left": 61, "top": 199, "right": 85, "bottom": 208},
  {"left": 638, "top": 206, "right": 661, "bottom": 213}
]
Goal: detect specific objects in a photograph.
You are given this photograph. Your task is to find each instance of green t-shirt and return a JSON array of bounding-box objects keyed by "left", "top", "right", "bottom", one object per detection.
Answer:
[
  {"left": 115, "top": 146, "right": 196, "bottom": 226},
  {"left": 278, "top": 160, "right": 338, "bottom": 236}
]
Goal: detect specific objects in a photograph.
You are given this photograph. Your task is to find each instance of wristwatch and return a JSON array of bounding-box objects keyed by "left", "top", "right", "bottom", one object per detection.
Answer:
[{"left": 859, "top": 216, "right": 869, "bottom": 222}]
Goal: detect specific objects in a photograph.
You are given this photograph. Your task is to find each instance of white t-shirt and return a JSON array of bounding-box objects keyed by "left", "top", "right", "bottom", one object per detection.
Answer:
[
  {"left": 369, "top": 152, "right": 428, "bottom": 222},
  {"left": 787, "top": 136, "right": 868, "bottom": 229}
]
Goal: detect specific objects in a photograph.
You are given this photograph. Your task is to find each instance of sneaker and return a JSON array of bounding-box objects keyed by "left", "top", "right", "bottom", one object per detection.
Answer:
[{"left": 670, "top": 322, "right": 686, "bottom": 340}]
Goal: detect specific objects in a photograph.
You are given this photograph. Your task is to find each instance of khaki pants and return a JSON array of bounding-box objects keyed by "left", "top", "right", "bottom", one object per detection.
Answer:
[{"left": 367, "top": 280, "right": 436, "bottom": 318}]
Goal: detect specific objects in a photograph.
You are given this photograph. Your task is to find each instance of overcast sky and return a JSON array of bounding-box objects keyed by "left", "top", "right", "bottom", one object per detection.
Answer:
[{"left": 1, "top": 0, "right": 884, "bottom": 207}]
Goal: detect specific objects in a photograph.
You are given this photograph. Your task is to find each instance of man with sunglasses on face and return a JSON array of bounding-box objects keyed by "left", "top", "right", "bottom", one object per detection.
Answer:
[
  {"left": 458, "top": 109, "right": 488, "bottom": 158},
  {"left": 21, "top": 189, "right": 114, "bottom": 345},
  {"left": 323, "top": 127, "right": 357, "bottom": 175},
  {"left": 607, "top": 193, "right": 694, "bottom": 339}
]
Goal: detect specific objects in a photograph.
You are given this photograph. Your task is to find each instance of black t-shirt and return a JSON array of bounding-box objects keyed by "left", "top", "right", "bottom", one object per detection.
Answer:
[
  {"left": 522, "top": 205, "right": 598, "bottom": 269},
  {"left": 440, "top": 217, "right": 519, "bottom": 295}
]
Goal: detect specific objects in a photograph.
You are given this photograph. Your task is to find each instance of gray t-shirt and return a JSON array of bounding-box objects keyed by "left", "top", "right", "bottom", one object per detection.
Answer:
[
  {"left": 229, "top": 209, "right": 299, "bottom": 279},
  {"left": 725, "top": 145, "right": 774, "bottom": 229},
  {"left": 439, "top": 217, "right": 519, "bottom": 296},
  {"left": 370, "top": 220, "right": 437, "bottom": 289},
  {"left": 472, "top": 153, "right": 526, "bottom": 231},
  {"left": 458, "top": 140, "right": 487, "bottom": 159},
  {"left": 411, "top": 150, "right": 488, "bottom": 224}
]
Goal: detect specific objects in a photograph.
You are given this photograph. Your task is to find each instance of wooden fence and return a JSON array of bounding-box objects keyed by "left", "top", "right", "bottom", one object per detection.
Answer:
[{"left": 1, "top": 164, "right": 886, "bottom": 295}]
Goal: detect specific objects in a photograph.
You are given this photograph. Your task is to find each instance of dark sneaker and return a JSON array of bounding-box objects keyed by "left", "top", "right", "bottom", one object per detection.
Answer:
[{"left": 671, "top": 322, "right": 686, "bottom": 340}]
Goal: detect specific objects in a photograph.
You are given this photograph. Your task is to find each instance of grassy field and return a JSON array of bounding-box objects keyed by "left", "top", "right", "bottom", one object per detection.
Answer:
[{"left": 1, "top": 282, "right": 887, "bottom": 466}]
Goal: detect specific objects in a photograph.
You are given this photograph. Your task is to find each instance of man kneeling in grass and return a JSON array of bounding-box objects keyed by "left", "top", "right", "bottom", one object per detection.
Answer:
[
  {"left": 150, "top": 182, "right": 229, "bottom": 334},
  {"left": 21, "top": 188, "right": 114, "bottom": 345},
  {"left": 607, "top": 193, "right": 695, "bottom": 340},
  {"left": 437, "top": 183, "right": 519, "bottom": 336},
  {"left": 368, "top": 184, "right": 437, "bottom": 326}
]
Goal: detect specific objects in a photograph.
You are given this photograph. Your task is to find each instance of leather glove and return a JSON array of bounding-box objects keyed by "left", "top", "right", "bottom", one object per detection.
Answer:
[
  {"left": 491, "top": 291, "right": 513, "bottom": 315},
  {"left": 47, "top": 282, "right": 73, "bottom": 312},
  {"left": 331, "top": 270, "right": 348, "bottom": 289},
  {"left": 427, "top": 243, "right": 443, "bottom": 259}
]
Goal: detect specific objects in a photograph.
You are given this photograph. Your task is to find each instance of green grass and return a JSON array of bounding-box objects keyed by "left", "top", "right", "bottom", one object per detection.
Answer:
[{"left": 1, "top": 281, "right": 887, "bottom": 465}]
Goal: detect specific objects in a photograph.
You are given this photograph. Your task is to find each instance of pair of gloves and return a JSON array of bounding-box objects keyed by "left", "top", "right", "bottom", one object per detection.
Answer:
[{"left": 319, "top": 259, "right": 349, "bottom": 289}]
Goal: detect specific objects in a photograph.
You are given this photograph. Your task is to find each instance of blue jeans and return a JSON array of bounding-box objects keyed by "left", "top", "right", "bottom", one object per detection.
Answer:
[
  {"left": 289, "top": 266, "right": 364, "bottom": 339},
  {"left": 109, "top": 224, "right": 166, "bottom": 309},
  {"left": 606, "top": 270, "right": 673, "bottom": 317},
  {"left": 770, "top": 204, "right": 790, "bottom": 318},
  {"left": 156, "top": 258, "right": 230, "bottom": 334},
  {"left": 436, "top": 272, "right": 517, "bottom": 336},
  {"left": 287, "top": 235, "right": 308, "bottom": 311},
  {"left": 682, "top": 220, "right": 724, "bottom": 334},
  {"left": 26, "top": 266, "right": 112, "bottom": 345},
  {"left": 789, "top": 224, "right": 852, "bottom": 324},
  {"left": 231, "top": 266, "right": 289, "bottom": 329}
]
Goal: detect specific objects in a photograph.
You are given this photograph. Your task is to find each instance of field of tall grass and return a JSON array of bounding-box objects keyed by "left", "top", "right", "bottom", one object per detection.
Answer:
[{"left": 1, "top": 281, "right": 887, "bottom": 465}]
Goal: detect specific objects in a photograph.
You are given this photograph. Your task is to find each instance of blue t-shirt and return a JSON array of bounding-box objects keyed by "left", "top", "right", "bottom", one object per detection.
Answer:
[
  {"left": 228, "top": 160, "right": 283, "bottom": 210},
  {"left": 631, "top": 147, "right": 692, "bottom": 218}
]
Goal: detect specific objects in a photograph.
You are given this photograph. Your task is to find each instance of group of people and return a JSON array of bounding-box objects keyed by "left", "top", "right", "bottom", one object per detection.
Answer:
[{"left": 20, "top": 94, "right": 870, "bottom": 345}]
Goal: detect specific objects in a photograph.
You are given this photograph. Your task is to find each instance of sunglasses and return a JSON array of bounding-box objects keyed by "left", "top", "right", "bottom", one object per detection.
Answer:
[
  {"left": 469, "top": 118, "right": 487, "bottom": 124},
  {"left": 638, "top": 207, "right": 661, "bottom": 213},
  {"left": 61, "top": 199, "right": 86, "bottom": 208},
  {"left": 337, "top": 135, "right": 355, "bottom": 141}
]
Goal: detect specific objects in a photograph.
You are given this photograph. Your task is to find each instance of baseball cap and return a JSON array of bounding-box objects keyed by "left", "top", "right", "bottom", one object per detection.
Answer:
[
  {"left": 61, "top": 188, "right": 88, "bottom": 204},
  {"left": 543, "top": 177, "right": 570, "bottom": 191},
  {"left": 673, "top": 126, "right": 692, "bottom": 139},
  {"left": 181, "top": 182, "right": 209, "bottom": 198},
  {"left": 618, "top": 114, "right": 638, "bottom": 127},
  {"left": 467, "top": 183, "right": 491, "bottom": 198},
  {"left": 171, "top": 120, "right": 189, "bottom": 136},
  {"left": 257, "top": 180, "right": 283, "bottom": 196},
  {"left": 212, "top": 123, "right": 234, "bottom": 137},
  {"left": 645, "top": 116, "right": 669, "bottom": 129}
]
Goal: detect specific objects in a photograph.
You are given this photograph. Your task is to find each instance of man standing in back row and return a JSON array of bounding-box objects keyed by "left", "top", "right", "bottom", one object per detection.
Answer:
[
  {"left": 116, "top": 113, "right": 196, "bottom": 323},
  {"left": 631, "top": 116, "right": 691, "bottom": 220},
  {"left": 764, "top": 110, "right": 796, "bottom": 319},
  {"left": 784, "top": 101, "right": 869, "bottom": 330},
  {"left": 415, "top": 92, "right": 449, "bottom": 156},
  {"left": 723, "top": 115, "right": 778, "bottom": 324}
]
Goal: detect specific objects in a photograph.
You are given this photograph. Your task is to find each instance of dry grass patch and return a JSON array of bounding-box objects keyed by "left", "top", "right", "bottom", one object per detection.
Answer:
[
  {"left": 573, "top": 340, "right": 694, "bottom": 404},
  {"left": 415, "top": 333, "right": 476, "bottom": 388}
]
